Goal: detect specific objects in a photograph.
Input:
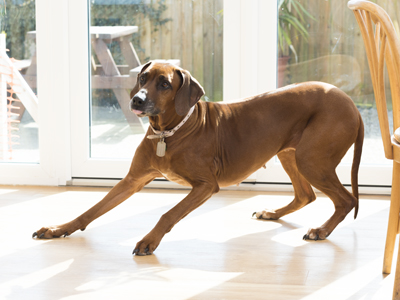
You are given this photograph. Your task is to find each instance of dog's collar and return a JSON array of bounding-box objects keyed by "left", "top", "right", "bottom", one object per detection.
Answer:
[{"left": 147, "top": 105, "right": 195, "bottom": 140}]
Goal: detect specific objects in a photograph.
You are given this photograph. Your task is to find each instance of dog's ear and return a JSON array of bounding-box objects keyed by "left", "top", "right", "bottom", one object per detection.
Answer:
[
  {"left": 130, "top": 61, "right": 153, "bottom": 98},
  {"left": 175, "top": 69, "right": 205, "bottom": 116}
]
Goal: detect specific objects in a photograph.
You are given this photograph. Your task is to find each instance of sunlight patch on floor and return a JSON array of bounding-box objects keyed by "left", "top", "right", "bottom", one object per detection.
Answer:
[
  {"left": 70, "top": 268, "right": 242, "bottom": 300},
  {"left": 300, "top": 256, "right": 392, "bottom": 300},
  {"left": 247, "top": 194, "right": 334, "bottom": 229},
  {"left": 0, "top": 259, "right": 74, "bottom": 298},
  {"left": 0, "top": 186, "right": 395, "bottom": 299},
  {"left": 0, "top": 189, "right": 17, "bottom": 195},
  {"left": 271, "top": 228, "right": 309, "bottom": 247},
  {"left": 85, "top": 191, "right": 182, "bottom": 229},
  {"left": 0, "top": 239, "right": 52, "bottom": 259},
  {"left": 25, "top": 190, "right": 184, "bottom": 232},
  {"left": 153, "top": 195, "right": 284, "bottom": 244}
]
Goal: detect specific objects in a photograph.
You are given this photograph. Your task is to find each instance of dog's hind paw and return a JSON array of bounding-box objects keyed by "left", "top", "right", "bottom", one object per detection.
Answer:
[
  {"left": 303, "top": 233, "right": 319, "bottom": 241},
  {"left": 303, "top": 228, "right": 329, "bottom": 241},
  {"left": 133, "top": 247, "right": 152, "bottom": 256},
  {"left": 253, "top": 210, "right": 279, "bottom": 220}
]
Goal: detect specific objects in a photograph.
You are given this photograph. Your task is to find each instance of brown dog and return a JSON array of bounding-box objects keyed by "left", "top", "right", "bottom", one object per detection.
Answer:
[{"left": 33, "top": 61, "right": 364, "bottom": 255}]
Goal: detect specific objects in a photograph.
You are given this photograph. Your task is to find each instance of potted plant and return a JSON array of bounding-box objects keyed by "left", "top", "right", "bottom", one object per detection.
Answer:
[
  {"left": 278, "top": 0, "right": 315, "bottom": 86},
  {"left": 0, "top": 0, "right": 6, "bottom": 34}
]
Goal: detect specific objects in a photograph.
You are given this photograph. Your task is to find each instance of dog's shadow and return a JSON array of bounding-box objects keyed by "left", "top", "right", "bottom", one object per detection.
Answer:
[{"left": 253, "top": 217, "right": 298, "bottom": 229}]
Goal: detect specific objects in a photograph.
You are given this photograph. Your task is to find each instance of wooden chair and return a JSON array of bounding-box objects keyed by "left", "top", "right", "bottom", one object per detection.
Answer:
[{"left": 348, "top": 1, "right": 400, "bottom": 298}]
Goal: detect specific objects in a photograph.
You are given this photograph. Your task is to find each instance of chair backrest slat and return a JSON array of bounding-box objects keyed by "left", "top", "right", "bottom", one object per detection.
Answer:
[
  {"left": 376, "top": 35, "right": 393, "bottom": 159},
  {"left": 375, "top": 21, "right": 381, "bottom": 55},
  {"left": 348, "top": 0, "right": 398, "bottom": 159},
  {"left": 385, "top": 42, "right": 400, "bottom": 132}
]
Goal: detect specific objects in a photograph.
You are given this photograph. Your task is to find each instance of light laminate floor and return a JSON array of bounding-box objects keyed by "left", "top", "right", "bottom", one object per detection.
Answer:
[{"left": 0, "top": 185, "right": 396, "bottom": 299}]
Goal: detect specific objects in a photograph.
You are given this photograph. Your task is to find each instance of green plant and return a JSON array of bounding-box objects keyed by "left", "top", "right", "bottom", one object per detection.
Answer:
[
  {"left": 278, "top": 0, "right": 315, "bottom": 61},
  {"left": 0, "top": 0, "right": 6, "bottom": 33}
]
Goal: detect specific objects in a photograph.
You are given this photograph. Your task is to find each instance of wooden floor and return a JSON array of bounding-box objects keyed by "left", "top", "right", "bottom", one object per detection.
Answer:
[{"left": 0, "top": 185, "right": 397, "bottom": 299}]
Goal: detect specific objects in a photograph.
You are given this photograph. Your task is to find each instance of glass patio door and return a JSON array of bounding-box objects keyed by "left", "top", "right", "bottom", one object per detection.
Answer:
[
  {"left": 224, "top": 0, "right": 393, "bottom": 188},
  {"left": 71, "top": 0, "right": 224, "bottom": 180},
  {"left": 0, "top": 0, "right": 393, "bottom": 188},
  {"left": 72, "top": 0, "right": 393, "bottom": 188}
]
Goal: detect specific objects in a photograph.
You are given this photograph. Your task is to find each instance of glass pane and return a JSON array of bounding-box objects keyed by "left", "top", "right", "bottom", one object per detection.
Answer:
[
  {"left": 89, "top": 0, "right": 223, "bottom": 159},
  {"left": 0, "top": 0, "right": 38, "bottom": 163},
  {"left": 277, "top": 0, "right": 392, "bottom": 166}
]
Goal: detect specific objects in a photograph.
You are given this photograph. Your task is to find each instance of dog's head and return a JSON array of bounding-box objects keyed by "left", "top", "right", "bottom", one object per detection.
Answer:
[{"left": 129, "top": 61, "right": 205, "bottom": 117}]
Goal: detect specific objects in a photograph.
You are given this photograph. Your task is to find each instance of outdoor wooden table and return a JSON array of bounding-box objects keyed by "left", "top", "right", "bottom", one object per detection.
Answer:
[
  {"left": 21, "top": 26, "right": 145, "bottom": 132},
  {"left": 18, "top": 27, "right": 180, "bottom": 132},
  {"left": 90, "top": 26, "right": 144, "bottom": 132}
]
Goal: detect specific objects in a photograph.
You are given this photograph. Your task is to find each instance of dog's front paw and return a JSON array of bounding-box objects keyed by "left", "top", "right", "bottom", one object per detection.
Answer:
[
  {"left": 133, "top": 234, "right": 161, "bottom": 256},
  {"left": 32, "top": 225, "right": 70, "bottom": 239},
  {"left": 252, "top": 209, "right": 279, "bottom": 220},
  {"left": 303, "top": 228, "right": 329, "bottom": 241},
  {"left": 32, "top": 221, "right": 80, "bottom": 239}
]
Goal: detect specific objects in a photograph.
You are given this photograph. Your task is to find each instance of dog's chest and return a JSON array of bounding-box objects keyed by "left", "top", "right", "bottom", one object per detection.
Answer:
[
  {"left": 159, "top": 170, "right": 191, "bottom": 187},
  {"left": 152, "top": 156, "right": 191, "bottom": 186}
]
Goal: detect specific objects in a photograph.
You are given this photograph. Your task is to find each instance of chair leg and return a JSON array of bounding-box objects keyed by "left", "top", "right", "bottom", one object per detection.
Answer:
[
  {"left": 383, "top": 161, "right": 400, "bottom": 274},
  {"left": 394, "top": 237, "right": 400, "bottom": 300}
]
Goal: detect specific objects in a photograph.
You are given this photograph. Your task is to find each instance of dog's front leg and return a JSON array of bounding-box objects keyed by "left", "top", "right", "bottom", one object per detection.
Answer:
[
  {"left": 133, "top": 182, "right": 219, "bottom": 255},
  {"left": 33, "top": 173, "right": 156, "bottom": 239}
]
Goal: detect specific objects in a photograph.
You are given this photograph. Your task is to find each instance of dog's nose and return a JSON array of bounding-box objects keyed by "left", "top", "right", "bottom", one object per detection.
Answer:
[{"left": 131, "top": 90, "right": 147, "bottom": 108}]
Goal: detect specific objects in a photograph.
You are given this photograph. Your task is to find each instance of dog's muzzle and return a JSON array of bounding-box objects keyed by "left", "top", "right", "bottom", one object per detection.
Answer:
[{"left": 130, "top": 89, "right": 147, "bottom": 115}]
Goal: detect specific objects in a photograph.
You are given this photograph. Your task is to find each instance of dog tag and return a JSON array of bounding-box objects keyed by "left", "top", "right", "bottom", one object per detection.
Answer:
[{"left": 156, "top": 139, "right": 166, "bottom": 157}]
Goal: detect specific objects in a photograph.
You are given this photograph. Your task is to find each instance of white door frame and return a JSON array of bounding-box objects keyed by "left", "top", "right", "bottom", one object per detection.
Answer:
[
  {"left": 224, "top": 0, "right": 290, "bottom": 183},
  {"left": 0, "top": 0, "right": 393, "bottom": 189},
  {"left": 68, "top": 0, "right": 132, "bottom": 179},
  {"left": 0, "top": 0, "right": 74, "bottom": 185}
]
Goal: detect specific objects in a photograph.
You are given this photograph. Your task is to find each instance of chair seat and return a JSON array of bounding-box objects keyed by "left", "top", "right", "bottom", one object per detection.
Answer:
[{"left": 394, "top": 127, "right": 400, "bottom": 144}]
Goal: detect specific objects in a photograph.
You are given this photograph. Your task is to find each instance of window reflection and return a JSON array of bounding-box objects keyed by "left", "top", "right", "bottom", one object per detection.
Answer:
[{"left": 277, "top": 0, "right": 393, "bottom": 166}]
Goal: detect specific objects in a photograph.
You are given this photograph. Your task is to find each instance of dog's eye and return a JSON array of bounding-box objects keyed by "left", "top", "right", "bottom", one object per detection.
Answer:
[
  {"left": 139, "top": 76, "right": 145, "bottom": 84},
  {"left": 161, "top": 82, "right": 170, "bottom": 89}
]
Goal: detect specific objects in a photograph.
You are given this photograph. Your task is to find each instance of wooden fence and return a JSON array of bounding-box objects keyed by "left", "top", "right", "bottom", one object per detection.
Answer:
[
  {"left": 7, "top": 0, "right": 400, "bottom": 106},
  {"left": 91, "top": 0, "right": 223, "bottom": 102},
  {"left": 139, "top": 0, "right": 223, "bottom": 102},
  {"left": 283, "top": 0, "right": 400, "bottom": 107}
]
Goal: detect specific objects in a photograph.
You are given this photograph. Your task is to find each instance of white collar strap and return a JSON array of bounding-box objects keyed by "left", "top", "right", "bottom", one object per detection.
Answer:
[{"left": 147, "top": 105, "right": 195, "bottom": 140}]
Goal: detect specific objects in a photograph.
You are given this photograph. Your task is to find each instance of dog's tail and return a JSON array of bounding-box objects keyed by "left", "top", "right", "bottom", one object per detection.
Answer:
[{"left": 351, "top": 115, "right": 364, "bottom": 219}]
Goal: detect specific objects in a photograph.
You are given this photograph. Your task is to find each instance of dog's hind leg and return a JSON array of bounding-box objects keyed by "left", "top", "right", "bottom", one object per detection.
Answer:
[
  {"left": 254, "top": 149, "right": 316, "bottom": 220},
  {"left": 299, "top": 166, "right": 357, "bottom": 240},
  {"left": 294, "top": 135, "right": 358, "bottom": 240},
  {"left": 300, "top": 172, "right": 357, "bottom": 240}
]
